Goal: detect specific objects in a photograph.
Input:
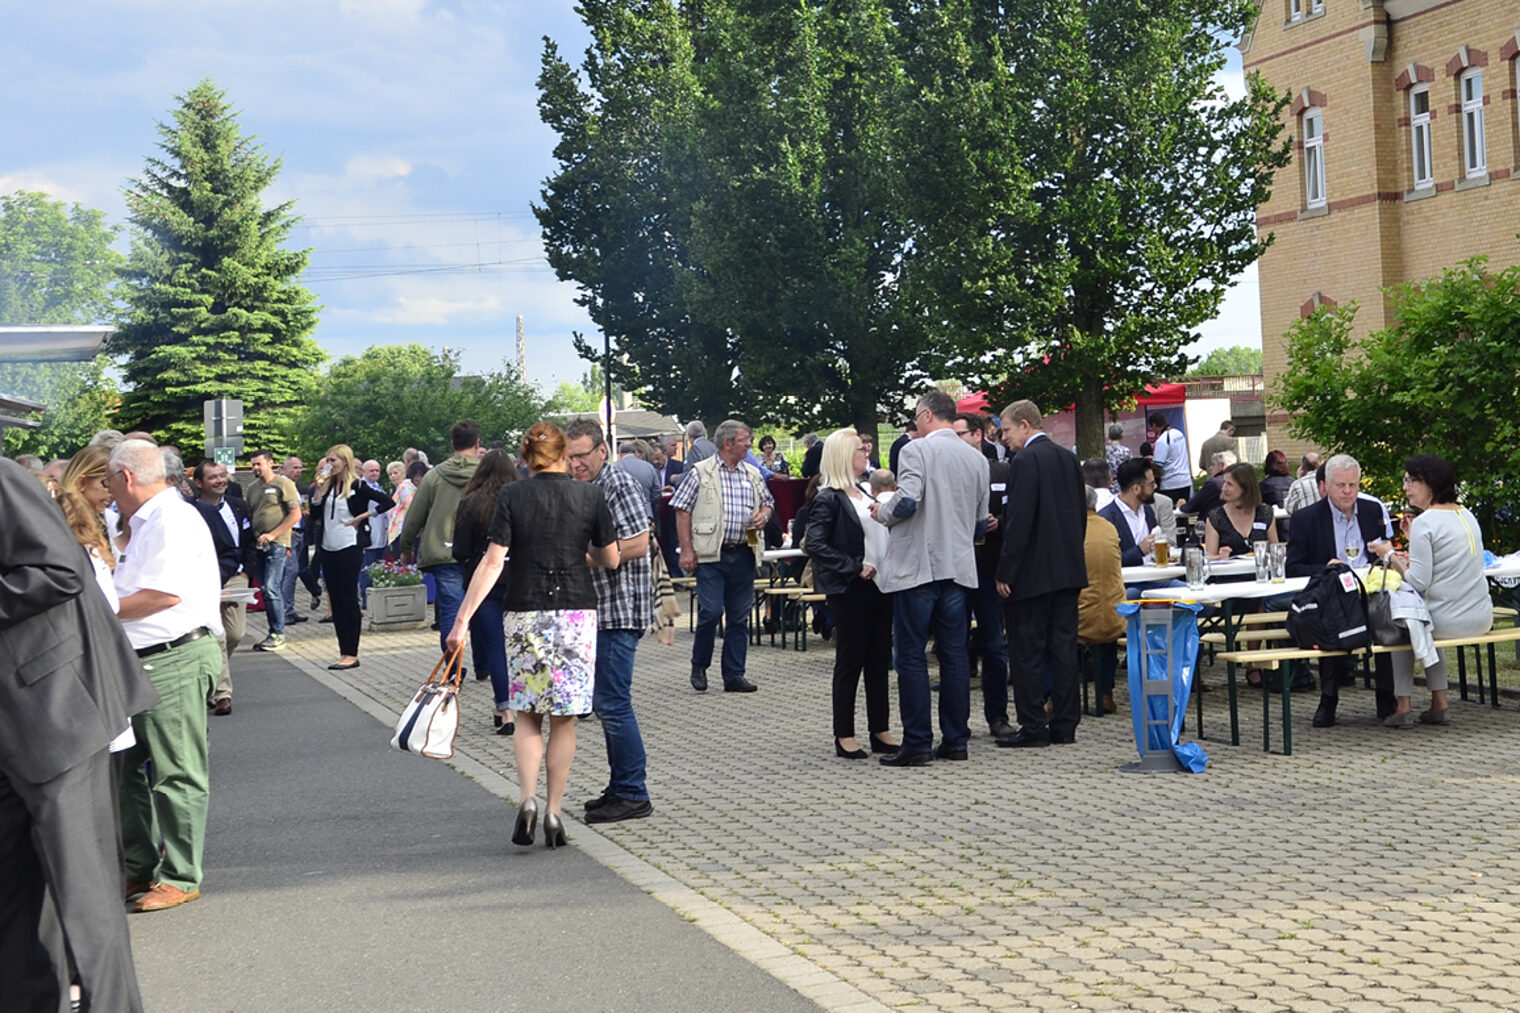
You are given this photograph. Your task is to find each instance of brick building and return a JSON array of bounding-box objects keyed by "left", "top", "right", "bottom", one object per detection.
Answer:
[{"left": 1243, "top": 1, "right": 1520, "bottom": 451}]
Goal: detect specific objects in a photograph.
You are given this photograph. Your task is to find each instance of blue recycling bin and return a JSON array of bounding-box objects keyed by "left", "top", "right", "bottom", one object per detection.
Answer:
[{"left": 1116, "top": 601, "right": 1208, "bottom": 774}]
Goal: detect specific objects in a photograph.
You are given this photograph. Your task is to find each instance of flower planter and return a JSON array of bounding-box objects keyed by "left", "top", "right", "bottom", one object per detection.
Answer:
[{"left": 367, "top": 584, "right": 428, "bottom": 631}]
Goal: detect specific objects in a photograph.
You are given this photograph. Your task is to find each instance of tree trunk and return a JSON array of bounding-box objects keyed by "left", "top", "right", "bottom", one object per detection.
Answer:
[{"left": 1072, "top": 380, "right": 1106, "bottom": 461}]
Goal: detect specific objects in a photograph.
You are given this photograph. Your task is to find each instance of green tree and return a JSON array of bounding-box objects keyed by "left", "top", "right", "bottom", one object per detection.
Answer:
[
  {"left": 1274, "top": 258, "right": 1520, "bottom": 545},
  {"left": 956, "top": 0, "right": 1290, "bottom": 457},
  {"left": 1188, "top": 345, "right": 1263, "bottom": 377},
  {"left": 536, "top": 0, "right": 965, "bottom": 435},
  {"left": 0, "top": 191, "right": 124, "bottom": 457},
  {"left": 544, "top": 363, "right": 606, "bottom": 414},
  {"left": 114, "top": 79, "right": 323, "bottom": 452},
  {"left": 284, "top": 344, "right": 545, "bottom": 467}
]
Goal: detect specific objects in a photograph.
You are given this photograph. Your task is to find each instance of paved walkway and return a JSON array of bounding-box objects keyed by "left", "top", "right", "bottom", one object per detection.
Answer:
[{"left": 220, "top": 598, "right": 1520, "bottom": 1011}]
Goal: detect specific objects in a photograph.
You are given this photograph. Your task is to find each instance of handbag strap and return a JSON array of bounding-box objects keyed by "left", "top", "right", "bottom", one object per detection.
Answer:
[{"left": 424, "top": 643, "right": 467, "bottom": 689}]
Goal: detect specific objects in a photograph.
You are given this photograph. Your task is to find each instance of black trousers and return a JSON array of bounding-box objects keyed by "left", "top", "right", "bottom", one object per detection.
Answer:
[
  {"left": 320, "top": 545, "right": 364, "bottom": 656},
  {"left": 1, "top": 751, "right": 145, "bottom": 1013},
  {"left": 1006, "top": 587, "right": 1081, "bottom": 739},
  {"left": 827, "top": 579, "right": 893, "bottom": 739}
]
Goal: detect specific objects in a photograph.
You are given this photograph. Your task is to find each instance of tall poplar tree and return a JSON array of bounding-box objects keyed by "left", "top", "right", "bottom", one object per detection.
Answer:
[{"left": 115, "top": 80, "right": 323, "bottom": 452}]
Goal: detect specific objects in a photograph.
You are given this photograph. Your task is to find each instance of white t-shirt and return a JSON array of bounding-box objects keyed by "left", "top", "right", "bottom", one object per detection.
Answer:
[
  {"left": 1153, "top": 428, "right": 1192, "bottom": 491},
  {"left": 114, "top": 487, "right": 223, "bottom": 650}
]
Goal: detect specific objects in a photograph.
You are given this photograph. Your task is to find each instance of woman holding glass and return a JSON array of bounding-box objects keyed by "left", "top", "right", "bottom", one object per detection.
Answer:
[
  {"left": 309, "top": 444, "right": 394, "bottom": 670},
  {"left": 804, "top": 429, "right": 898, "bottom": 759},
  {"left": 1375, "top": 454, "right": 1492, "bottom": 727},
  {"left": 446, "top": 423, "right": 619, "bottom": 848}
]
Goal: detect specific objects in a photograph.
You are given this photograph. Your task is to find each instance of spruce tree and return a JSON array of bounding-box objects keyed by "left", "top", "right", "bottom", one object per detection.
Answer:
[{"left": 115, "top": 79, "right": 323, "bottom": 452}]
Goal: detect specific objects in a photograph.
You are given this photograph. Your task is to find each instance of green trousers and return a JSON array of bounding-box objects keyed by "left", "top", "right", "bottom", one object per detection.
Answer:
[{"left": 118, "top": 633, "right": 220, "bottom": 892}]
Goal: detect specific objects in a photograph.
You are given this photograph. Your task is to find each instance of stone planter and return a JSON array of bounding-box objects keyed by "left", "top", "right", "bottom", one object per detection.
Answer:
[{"left": 367, "top": 584, "right": 428, "bottom": 631}]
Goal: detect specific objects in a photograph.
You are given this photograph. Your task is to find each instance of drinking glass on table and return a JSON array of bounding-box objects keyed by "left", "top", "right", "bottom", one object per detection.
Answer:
[{"left": 1269, "top": 542, "right": 1287, "bottom": 583}]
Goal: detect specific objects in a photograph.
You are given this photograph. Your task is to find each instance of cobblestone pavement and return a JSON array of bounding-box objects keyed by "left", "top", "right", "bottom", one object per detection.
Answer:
[{"left": 252, "top": 601, "right": 1520, "bottom": 1012}]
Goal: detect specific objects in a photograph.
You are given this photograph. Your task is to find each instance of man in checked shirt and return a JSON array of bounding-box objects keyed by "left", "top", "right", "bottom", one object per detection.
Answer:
[
  {"left": 565, "top": 419, "right": 656, "bottom": 823},
  {"left": 672, "top": 418, "right": 774, "bottom": 694}
]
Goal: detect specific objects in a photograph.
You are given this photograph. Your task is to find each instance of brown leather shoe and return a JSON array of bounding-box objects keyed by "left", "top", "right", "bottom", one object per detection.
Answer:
[
  {"left": 213, "top": 698, "right": 232, "bottom": 716},
  {"left": 1101, "top": 693, "right": 1117, "bottom": 714},
  {"left": 124, "top": 880, "right": 153, "bottom": 901},
  {"left": 131, "top": 883, "right": 200, "bottom": 913}
]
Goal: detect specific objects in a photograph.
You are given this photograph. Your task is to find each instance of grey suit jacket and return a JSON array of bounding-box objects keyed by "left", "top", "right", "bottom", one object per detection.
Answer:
[
  {"left": 0, "top": 458, "right": 158, "bottom": 785},
  {"left": 876, "top": 428, "right": 988, "bottom": 593}
]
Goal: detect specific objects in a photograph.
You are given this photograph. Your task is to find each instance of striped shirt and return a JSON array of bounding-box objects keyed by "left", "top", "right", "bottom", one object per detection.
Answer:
[{"left": 590, "top": 464, "right": 653, "bottom": 630}]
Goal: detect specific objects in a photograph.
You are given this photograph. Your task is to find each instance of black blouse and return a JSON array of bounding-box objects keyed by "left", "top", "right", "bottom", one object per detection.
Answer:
[
  {"left": 1208, "top": 503, "right": 1273, "bottom": 558},
  {"left": 489, "top": 473, "right": 615, "bottom": 612}
]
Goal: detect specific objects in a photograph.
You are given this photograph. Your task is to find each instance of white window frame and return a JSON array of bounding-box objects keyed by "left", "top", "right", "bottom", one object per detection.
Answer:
[
  {"left": 1290, "top": 0, "right": 1322, "bottom": 21},
  {"left": 1460, "top": 68, "right": 1486, "bottom": 177},
  {"left": 1302, "top": 107, "right": 1326, "bottom": 208},
  {"left": 1410, "top": 85, "right": 1433, "bottom": 190}
]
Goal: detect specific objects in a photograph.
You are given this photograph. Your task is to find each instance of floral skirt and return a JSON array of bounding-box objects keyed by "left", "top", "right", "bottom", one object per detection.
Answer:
[{"left": 504, "top": 609, "right": 598, "bottom": 716}]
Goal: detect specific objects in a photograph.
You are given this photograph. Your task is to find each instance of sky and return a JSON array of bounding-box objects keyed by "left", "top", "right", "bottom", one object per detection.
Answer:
[{"left": 1, "top": 0, "right": 1258, "bottom": 397}]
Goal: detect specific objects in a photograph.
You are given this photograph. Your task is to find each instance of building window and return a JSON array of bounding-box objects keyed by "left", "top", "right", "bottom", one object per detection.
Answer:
[
  {"left": 1460, "top": 68, "right": 1486, "bottom": 176},
  {"left": 1302, "top": 107, "right": 1326, "bottom": 208},
  {"left": 1410, "top": 86, "right": 1433, "bottom": 189},
  {"left": 1289, "top": 0, "right": 1323, "bottom": 22}
]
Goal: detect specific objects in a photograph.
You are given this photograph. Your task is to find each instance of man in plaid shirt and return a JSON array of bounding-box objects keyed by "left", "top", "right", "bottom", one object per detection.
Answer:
[
  {"left": 672, "top": 419, "right": 774, "bottom": 693},
  {"left": 565, "top": 419, "right": 655, "bottom": 823}
]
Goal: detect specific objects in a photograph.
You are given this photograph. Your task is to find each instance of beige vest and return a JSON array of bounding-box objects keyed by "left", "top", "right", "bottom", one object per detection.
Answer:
[{"left": 688, "top": 455, "right": 766, "bottom": 563}]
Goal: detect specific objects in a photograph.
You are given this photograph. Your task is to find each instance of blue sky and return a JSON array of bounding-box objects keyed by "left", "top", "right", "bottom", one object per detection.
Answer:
[{"left": 2, "top": 1, "right": 1256, "bottom": 396}]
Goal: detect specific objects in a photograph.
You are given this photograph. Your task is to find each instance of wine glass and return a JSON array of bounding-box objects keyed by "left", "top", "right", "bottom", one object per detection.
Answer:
[{"left": 1344, "top": 543, "right": 1362, "bottom": 566}]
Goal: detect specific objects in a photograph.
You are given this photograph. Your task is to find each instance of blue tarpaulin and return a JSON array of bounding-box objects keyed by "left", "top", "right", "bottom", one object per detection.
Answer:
[{"left": 1117, "top": 601, "right": 1208, "bottom": 773}]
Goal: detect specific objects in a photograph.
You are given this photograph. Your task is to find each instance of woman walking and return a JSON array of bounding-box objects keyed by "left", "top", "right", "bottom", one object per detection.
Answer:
[
  {"left": 804, "top": 429, "right": 897, "bottom": 758},
  {"left": 452, "top": 449, "right": 519, "bottom": 733},
  {"left": 446, "top": 423, "right": 619, "bottom": 848},
  {"left": 309, "top": 444, "right": 394, "bottom": 670}
]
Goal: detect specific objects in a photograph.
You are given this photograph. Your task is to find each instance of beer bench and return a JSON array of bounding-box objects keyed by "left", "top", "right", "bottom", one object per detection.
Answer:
[{"left": 1217, "top": 625, "right": 1520, "bottom": 755}]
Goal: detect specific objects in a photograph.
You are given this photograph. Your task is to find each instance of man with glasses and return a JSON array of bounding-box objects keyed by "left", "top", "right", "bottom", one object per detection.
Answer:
[
  {"left": 565, "top": 420, "right": 655, "bottom": 822},
  {"left": 952, "top": 413, "right": 1013, "bottom": 737},
  {"left": 872, "top": 392, "right": 988, "bottom": 764}
]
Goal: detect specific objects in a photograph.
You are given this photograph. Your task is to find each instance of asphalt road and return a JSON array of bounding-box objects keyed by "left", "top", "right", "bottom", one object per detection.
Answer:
[{"left": 127, "top": 650, "right": 822, "bottom": 1013}]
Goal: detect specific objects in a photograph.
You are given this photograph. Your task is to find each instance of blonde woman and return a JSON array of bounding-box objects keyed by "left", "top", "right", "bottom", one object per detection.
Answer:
[
  {"left": 57, "top": 446, "right": 120, "bottom": 610},
  {"left": 308, "top": 444, "right": 394, "bottom": 670},
  {"left": 385, "top": 460, "right": 413, "bottom": 551}
]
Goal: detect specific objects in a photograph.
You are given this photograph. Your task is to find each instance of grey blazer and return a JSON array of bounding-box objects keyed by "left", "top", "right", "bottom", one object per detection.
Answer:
[
  {"left": 0, "top": 458, "right": 158, "bottom": 785},
  {"left": 876, "top": 428, "right": 989, "bottom": 594}
]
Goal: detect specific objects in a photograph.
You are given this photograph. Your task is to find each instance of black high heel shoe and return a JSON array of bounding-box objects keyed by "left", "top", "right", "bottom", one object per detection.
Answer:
[
  {"left": 869, "top": 733, "right": 899, "bottom": 755},
  {"left": 543, "top": 812, "right": 567, "bottom": 849},
  {"left": 511, "top": 798, "right": 538, "bottom": 846},
  {"left": 835, "top": 739, "right": 868, "bottom": 759}
]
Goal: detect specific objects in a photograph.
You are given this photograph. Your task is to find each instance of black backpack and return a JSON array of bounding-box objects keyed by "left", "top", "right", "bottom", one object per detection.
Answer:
[{"left": 1286, "top": 562, "right": 1370, "bottom": 652}]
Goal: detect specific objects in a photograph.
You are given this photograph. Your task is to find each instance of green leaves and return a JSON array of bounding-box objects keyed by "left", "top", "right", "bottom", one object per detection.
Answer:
[
  {"left": 115, "top": 79, "right": 323, "bottom": 453},
  {"left": 0, "top": 191, "right": 122, "bottom": 326},
  {"left": 1274, "top": 258, "right": 1520, "bottom": 544}
]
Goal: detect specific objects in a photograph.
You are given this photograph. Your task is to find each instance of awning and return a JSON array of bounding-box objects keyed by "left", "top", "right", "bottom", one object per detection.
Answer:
[{"left": 0, "top": 325, "right": 114, "bottom": 362}]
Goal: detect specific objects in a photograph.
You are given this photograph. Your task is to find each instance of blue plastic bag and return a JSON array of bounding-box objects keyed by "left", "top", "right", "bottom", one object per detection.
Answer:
[{"left": 1116, "top": 601, "right": 1208, "bottom": 773}]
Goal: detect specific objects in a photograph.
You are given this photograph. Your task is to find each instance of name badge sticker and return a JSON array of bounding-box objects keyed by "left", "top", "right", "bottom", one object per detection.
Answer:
[
  {"left": 1253, "top": 521, "right": 1267, "bottom": 530},
  {"left": 990, "top": 483, "right": 1006, "bottom": 492},
  {"left": 1339, "top": 572, "right": 1359, "bottom": 592}
]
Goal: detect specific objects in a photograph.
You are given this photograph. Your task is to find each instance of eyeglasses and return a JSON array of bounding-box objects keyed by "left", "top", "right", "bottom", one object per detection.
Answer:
[{"left": 569, "top": 448, "right": 602, "bottom": 463}]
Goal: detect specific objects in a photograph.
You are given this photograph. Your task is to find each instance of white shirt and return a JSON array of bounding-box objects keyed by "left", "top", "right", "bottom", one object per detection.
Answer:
[
  {"left": 322, "top": 490, "right": 359, "bottom": 551},
  {"left": 852, "top": 493, "right": 888, "bottom": 574},
  {"left": 1153, "top": 428, "right": 1191, "bottom": 491},
  {"left": 1115, "top": 498, "right": 1154, "bottom": 563},
  {"left": 365, "top": 480, "right": 389, "bottom": 548},
  {"left": 1091, "top": 486, "right": 1115, "bottom": 513},
  {"left": 114, "top": 487, "right": 223, "bottom": 650}
]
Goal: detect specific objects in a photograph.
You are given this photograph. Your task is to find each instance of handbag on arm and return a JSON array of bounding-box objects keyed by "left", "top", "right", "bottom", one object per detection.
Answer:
[{"left": 390, "top": 644, "right": 466, "bottom": 758}]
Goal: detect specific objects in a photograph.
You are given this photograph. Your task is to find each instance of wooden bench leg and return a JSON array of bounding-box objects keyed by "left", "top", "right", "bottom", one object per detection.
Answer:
[
  {"left": 1457, "top": 645, "right": 1469, "bottom": 702},
  {"left": 1488, "top": 642, "right": 1500, "bottom": 708}
]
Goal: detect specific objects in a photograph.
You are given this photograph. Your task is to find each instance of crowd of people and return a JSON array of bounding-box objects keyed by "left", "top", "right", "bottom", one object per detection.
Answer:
[{"left": 2, "top": 395, "right": 1496, "bottom": 1012}]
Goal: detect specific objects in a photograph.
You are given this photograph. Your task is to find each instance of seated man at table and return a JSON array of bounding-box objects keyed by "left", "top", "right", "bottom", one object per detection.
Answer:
[
  {"left": 1100, "top": 459, "right": 1187, "bottom": 598},
  {"left": 1283, "top": 453, "right": 1397, "bottom": 727},
  {"left": 1181, "top": 450, "right": 1235, "bottom": 518}
]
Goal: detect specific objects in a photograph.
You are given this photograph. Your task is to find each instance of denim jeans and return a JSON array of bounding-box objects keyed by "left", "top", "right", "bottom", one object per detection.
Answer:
[
  {"left": 428, "top": 563, "right": 465, "bottom": 656},
  {"left": 894, "top": 579, "right": 971, "bottom": 754},
  {"left": 968, "top": 578, "right": 1009, "bottom": 728},
  {"left": 281, "top": 531, "right": 304, "bottom": 620},
  {"left": 470, "top": 594, "right": 509, "bottom": 709},
  {"left": 593, "top": 628, "right": 648, "bottom": 801},
  {"left": 691, "top": 546, "right": 754, "bottom": 684},
  {"left": 259, "top": 544, "right": 289, "bottom": 635}
]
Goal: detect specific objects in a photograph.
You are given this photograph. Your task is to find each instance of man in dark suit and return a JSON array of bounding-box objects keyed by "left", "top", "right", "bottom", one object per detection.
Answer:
[
  {"left": 888, "top": 420, "right": 915, "bottom": 475},
  {"left": 1284, "top": 453, "right": 1396, "bottom": 726},
  {"left": 995, "top": 400, "right": 1088, "bottom": 747},
  {"left": 954, "top": 413, "right": 1012, "bottom": 736},
  {"left": 193, "top": 459, "right": 257, "bottom": 715},
  {"left": 657, "top": 437, "right": 686, "bottom": 577},
  {"left": 0, "top": 456, "right": 158, "bottom": 1013},
  {"left": 1100, "top": 458, "right": 1160, "bottom": 566}
]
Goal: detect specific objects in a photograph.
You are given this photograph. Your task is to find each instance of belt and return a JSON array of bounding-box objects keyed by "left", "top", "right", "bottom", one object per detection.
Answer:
[
  {"left": 720, "top": 542, "right": 749, "bottom": 551},
  {"left": 135, "top": 626, "right": 214, "bottom": 659}
]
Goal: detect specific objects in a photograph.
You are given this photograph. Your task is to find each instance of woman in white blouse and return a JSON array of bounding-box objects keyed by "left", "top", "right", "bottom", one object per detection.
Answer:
[{"left": 308, "top": 444, "right": 394, "bottom": 670}]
